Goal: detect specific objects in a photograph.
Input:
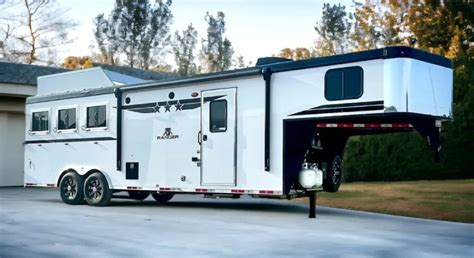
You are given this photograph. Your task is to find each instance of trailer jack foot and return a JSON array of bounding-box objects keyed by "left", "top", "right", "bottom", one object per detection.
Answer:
[{"left": 308, "top": 191, "right": 316, "bottom": 218}]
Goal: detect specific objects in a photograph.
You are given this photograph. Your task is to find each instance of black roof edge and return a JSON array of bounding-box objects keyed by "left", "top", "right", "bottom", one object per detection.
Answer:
[
  {"left": 121, "top": 66, "right": 263, "bottom": 92},
  {"left": 267, "top": 46, "right": 452, "bottom": 73}
]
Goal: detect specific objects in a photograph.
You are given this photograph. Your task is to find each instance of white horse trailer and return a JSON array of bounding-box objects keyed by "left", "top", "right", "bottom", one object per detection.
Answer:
[{"left": 24, "top": 47, "right": 453, "bottom": 216}]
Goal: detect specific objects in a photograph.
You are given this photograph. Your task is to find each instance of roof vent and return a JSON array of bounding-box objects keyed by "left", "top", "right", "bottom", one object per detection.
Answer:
[{"left": 256, "top": 57, "right": 292, "bottom": 66}]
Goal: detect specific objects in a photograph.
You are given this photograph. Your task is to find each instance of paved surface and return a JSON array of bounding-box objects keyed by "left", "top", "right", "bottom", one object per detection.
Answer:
[{"left": 0, "top": 188, "right": 473, "bottom": 258}]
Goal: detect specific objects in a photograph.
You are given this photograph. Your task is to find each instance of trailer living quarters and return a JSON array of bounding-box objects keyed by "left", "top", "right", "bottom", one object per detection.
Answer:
[{"left": 24, "top": 46, "right": 453, "bottom": 215}]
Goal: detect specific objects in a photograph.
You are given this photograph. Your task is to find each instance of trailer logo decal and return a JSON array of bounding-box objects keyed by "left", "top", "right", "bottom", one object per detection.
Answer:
[{"left": 157, "top": 128, "right": 179, "bottom": 140}]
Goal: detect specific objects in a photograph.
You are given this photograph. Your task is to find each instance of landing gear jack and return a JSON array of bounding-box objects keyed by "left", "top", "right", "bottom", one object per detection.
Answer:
[{"left": 308, "top": 191, "right": 317, "bottom": 218}]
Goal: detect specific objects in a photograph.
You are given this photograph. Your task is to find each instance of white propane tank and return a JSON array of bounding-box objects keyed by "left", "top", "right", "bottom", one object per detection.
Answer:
[{"left": 298, "top": 163, "right": 323, "bottom": 189}]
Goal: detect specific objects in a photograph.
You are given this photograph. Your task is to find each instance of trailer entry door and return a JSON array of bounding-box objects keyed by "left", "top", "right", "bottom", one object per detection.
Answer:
[{"left": 201, "top": 88, "right": 236, "bottom": 186}]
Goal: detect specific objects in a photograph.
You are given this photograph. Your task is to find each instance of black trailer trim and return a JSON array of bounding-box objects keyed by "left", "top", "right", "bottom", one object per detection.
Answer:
[
  {"left": 115, "top": 88, "right": 123, "bottom": 171},
  {"left": 268, "top": 46, "right": 452, "bottom": 74},
  {"left": 262, "top": 67, "right": 272, "bottom": 171},
  {"left": 24, "top": 137, "right": 116, "bottom": 144},
  {"left": 290, "top": 101, "right": 384, "bottom": 116}
]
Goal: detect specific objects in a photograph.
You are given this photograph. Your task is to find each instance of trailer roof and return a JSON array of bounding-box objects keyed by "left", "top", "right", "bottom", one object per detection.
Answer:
[
  {"left": 120, "top": 46, "right": 452, "bottom": 92},
  {"left": 27, "top": 46, "right": 452, "bottom": 104}
]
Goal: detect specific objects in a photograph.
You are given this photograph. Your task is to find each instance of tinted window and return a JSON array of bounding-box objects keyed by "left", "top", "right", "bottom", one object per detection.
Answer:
[
  {"left": 209, "top": 100, "right": 227, "bottom": 133},
  {"left": 58, "top": 108, "right": 76, "bottom": 130},
  {"left": 325, "top": 66, "right": 363, "bottom": 101},
  {"left": 32, "top": 111, "right": 49, "bottom": 132},
  {"left": 87, "top": 105, "right": 106, "bottom": 128}
]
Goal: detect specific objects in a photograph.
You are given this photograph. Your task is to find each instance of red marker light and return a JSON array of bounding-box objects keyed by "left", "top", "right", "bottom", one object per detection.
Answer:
[{"left": 191, "top": 92, "right": 199, "bottom": 97}]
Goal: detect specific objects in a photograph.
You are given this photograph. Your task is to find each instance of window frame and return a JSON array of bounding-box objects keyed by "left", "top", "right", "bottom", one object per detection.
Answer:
[
  {"left": 83, "top": 102, "right": 109, "bottom": 131},
  {"left": 30, "top": 108, "right": 50, "bottom": 135},
  {"left": 324, "top": 66, "right": 364, "bottom": 101},
  {"left": 209, "top": 99, "right": 228, "bottom": 133},
  {"left": 56, "top": 105, "right": 78, "bottom": 134}
]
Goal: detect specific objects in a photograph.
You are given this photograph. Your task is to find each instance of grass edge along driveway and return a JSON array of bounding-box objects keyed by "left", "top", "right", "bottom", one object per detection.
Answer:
[{"left": 294, "top": 179, "right": 474, "bottom": 223}]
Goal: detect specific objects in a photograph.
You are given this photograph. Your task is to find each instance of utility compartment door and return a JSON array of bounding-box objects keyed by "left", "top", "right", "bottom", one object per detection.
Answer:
[{"left": 201, "top": 88, "right": 236, "bottom": 186}]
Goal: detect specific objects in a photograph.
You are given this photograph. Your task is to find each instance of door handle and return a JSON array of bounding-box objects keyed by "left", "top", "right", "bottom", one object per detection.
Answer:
[{"left": 198, "top": 131, "right": 202, "bottom": 145}]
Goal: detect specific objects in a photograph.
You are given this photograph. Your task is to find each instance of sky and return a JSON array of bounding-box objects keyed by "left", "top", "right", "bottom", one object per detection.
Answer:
[{"left": 57, "top": 0, "right": 356, "bottom": 65}]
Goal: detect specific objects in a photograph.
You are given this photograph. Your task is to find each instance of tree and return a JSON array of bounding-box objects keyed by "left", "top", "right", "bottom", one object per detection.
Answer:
[
  {"left": 63, "top": 56, "right": 93, "bottom": 69},
  {"left": 233, "top": 54, "right": 246, "bottom": 68},
  {"left": 314, "top": 3, "right": 351, "bottom": 56},
  {"left": 172, "top": 23, "right": 198, "bottom": 76},
  {"left": 276, "top": 47, "right": 312, "bottom": 60},
  {"left": 0, "top": 0, "right": 76, "bottom": 65},
  {"left": 94, "top": 0, "right": 173, "bottom": 69},
  {"left": 200, "top": 11, "right": 234, "bottom": 72}
]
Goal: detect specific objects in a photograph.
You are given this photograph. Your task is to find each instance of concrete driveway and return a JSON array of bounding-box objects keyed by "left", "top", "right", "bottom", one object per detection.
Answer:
[{"left": 0, "top": 187, "right": 473, "bottom": 258}]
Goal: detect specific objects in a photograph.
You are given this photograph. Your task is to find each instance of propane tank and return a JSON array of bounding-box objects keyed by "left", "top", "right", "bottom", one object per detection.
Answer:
[{"left": 298, "top": 163, "right": 323, "bottom": 189}]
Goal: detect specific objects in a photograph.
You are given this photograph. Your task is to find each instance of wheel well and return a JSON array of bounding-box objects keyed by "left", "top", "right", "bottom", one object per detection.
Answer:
[
  {"left": 83, "top": 169, "right": 113, "bottom": 189},
  {"left": 83, "top": 169, "right": 102, "bottom": 181},
  {"left": 57, "top": 168, "right": 78, "bottom": 187}
]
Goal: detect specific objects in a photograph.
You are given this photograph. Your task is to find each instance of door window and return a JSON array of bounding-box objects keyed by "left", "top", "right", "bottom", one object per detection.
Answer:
[{"left": 209, "top": 100, "right": 227, "bottom": 133}]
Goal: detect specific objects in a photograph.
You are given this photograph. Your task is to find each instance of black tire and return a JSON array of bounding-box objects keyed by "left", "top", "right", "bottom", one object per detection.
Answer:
[
  {"left": 128, "top": 191, "right": 150, "bottom": 201},
  {"left": 151, "top": 192, "right": 174, "bottom": 203},
  {"left": 59, "top": 172, "right": 85, "bottom": 205},
  {"left": 323, "top": 154, "right": 342, "bottom": 192},
  {"left": 83, "top": 172, "right": 112, "bottom": 206}
]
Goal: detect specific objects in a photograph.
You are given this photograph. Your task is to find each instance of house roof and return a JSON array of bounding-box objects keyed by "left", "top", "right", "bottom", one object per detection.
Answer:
[
  {"left": 0, "top": 61, "right": 66, "bottom": 85},
  {"left": 0, "top": 61, "right": 178, "bottom": 86}
]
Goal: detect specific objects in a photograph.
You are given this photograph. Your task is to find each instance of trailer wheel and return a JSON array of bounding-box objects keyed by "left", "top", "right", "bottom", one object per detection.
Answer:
[
  {"left": 83, "top": 172, "right": 112, "bottom": 206},
  {"left": 128, "top": 191, "right": 150, "bottom": 201},
  {"left": 59, "top": 172, "right": 85, "bottom": 205},
  {"left": 323, "top": 154, "right": 342, "bottom": 193},
  {"left": 151, "top": 192, "right": 174, "bottom": 203}
]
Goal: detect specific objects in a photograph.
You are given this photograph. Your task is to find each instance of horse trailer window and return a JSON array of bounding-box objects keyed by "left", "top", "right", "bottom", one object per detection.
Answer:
[
  {"left": 86, "top": 105, "right": 106, "bottom": 128},
  {"left": 32, "top": 111, "right": 49, "bottom": 132},
  {"left": 210, "top": 100, "right": 227, "bottom": 133},
  {"left": 58, "top": 108, "right": 76, "bottom": 130},
  {"left": 325, "top": 66, "right": 363, "bottom": 101}
]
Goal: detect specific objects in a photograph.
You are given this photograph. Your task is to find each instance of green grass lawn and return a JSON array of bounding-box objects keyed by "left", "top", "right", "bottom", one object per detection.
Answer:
[{"left": 294, "top": 179, "right": 474, "bottom": 223}]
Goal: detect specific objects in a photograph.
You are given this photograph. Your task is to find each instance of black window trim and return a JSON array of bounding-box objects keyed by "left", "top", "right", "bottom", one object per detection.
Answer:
[
  {"left": 85, "top": 104, "right": 108, "bottom": 130},
  {"left": 324, "top": 66, "right": 364, "bottom": 101},
  {"left": 30, "top": 109, "right": 50, "bottom": 133},
  {"left": 57, "top": 107, "right": 78, "bottom": 132},
  {"left": 209, "top": 99, "right": 228, "bottom": 133}
]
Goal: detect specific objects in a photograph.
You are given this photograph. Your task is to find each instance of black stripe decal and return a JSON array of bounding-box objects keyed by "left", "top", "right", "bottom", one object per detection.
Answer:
[
  {"left": 24, "top": 137, "right": 117, "bottom": 145},
  {"left": 123, "top": 95, "right": 224, "bottom": 113},
  {"left": 310, "top": 100, "right": 384, "bottom": 110},
  {"left": 290, "top": 101, "right": 384, "bottom": 116}
]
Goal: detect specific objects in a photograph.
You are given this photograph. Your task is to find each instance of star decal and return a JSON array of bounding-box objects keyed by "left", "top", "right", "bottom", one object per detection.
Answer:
[
  {"left": 152, "top": 102, "right": 161, "bottom": 113},
  {"left": 175, "top": 100, "right": 183, "bottom": 111},
  {"left": 164, "top": 101, "right": 171, "bottom": 112}
]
